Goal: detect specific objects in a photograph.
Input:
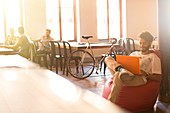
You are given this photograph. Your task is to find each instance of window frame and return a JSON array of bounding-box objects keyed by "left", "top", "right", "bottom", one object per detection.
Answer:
[
  {"left": 47, "top": 0, "right": 77, "bottom": 41},
  {"left": 0, "top": 0, "right": 23, "bottom": 43},
  {"left": 97, "top": 0, "right": 123, "bottom": 41}
]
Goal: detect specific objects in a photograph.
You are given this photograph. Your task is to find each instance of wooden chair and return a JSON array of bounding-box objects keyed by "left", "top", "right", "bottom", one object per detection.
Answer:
[
  {"left": 49, "top": 41, "right": 64, "bottom": 73},
  {"left": 123, "top": 38, "right": 135, "bottom": 53},
  {"left": 62, "top": 41, "right": 72, "bottom": 76},
  {"left": 29, "top": 42, "right": 49, "bottom": 68},
  {"left": 118, "top": 38, "right": 135, "bottom": 53},
  {"left": 118, "top": 38, "right": 125, "bottom": 48}
]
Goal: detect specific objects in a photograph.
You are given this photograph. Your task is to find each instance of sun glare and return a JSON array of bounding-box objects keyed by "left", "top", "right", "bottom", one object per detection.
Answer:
[
  {"left": 47, "top": 71, "right": 81, "bottom": 102},
  {"left": 0, "top": 0, "right": 5, "bottom": 42},
  {"left": 5, "top": 0, "right": 20, "bottom": 35}
]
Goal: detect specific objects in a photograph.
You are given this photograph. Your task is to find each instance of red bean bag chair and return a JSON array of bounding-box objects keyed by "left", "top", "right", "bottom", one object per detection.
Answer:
[{"left": 102, "top": 49, "right": 162, "bottom": 112}]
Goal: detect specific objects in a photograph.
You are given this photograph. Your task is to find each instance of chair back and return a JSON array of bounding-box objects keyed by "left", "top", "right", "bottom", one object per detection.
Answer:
[
  {"left": 118, "top": 38, "right": 125, "bottom": 48},
  {"left": 62, "top": 41, "right": 72, "bottom": 75},
  {"left": 124, "top": 38, "right": 135, "bottom": 52},
  {"left": 108, "top": 47, "right": 130, "bottom": 61},
  {"left": 50, "top": 41, "right": 62, "bottom": 59},
  {"left": 118, "top": 38, "right": 135, "bottom": 53},
  {"left": 62, "top": 41, "right": 72, "bottom": 59},
  {"left": 28, "top": 42, "right": 37, "bottom": 62},
  {"left": 33, "top": 41, "right": 39, "bottom": 50}
]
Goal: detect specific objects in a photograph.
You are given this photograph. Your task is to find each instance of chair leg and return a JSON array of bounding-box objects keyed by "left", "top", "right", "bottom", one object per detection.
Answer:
[
  {"left": 63, "top": 58, "right": 66, "bottom": 75},
  {"left": 66, "top": 58, "right": 69, "bottom": 76},
  {"left": 59, "top": 57, "right": 62, "bottom": 71},
  {"left": 75, "top": 59, "right": 79, "bottom": 74},
  {"left": 43, "top": 56, "right": 48, "bottom": 69},
  {"left": 49, "top": 55, "right": 53, "bottom": 71},
  {"left": 50, "top": 57, "right": 53, "bottom": 70},
  {"left": 56, "top": 58, "right": 58, "bottom": 74},
  {"left": 37, "top": 56, "right": 41, "bottom": 66},
  {"left": 104, "top": 62, "right": 107, "bottom": 75},
  {"left": 100, "top": 56, "right": 104, "bottom": 72},
  {"left": 66, "top": 65, "right": 68, "bottom": 76}
]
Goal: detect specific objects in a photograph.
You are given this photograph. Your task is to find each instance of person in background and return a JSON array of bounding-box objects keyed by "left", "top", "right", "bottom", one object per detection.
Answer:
[
  {"left": 32, "top": 29, "right": 54, "bottom": 67},
  {"left": 104, "top": 31, "right": 162, "bottom": 103},
  {"left": 4, "top": 27, "right": 30, "bottom": 58},
  {"left": 4, "top": 28, "right": 17, "bottom": 45},
  {"left": 37, "top": 28, "right": 54, "bottom": 54}
]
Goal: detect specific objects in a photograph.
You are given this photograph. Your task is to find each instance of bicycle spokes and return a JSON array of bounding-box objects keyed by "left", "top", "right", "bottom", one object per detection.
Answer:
[{"left": 68, "top": 50, "right": 95, "bottom": 79}]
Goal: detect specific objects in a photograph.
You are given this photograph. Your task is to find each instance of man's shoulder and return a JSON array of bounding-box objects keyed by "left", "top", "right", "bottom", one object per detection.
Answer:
[{"left": 149, "top": 52, "right": 160, "bottom": 59}]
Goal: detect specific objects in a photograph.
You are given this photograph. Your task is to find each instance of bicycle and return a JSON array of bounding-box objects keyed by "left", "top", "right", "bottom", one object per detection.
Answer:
[{"left": 67, "top": 36, "right": 130, "bottom": 79}]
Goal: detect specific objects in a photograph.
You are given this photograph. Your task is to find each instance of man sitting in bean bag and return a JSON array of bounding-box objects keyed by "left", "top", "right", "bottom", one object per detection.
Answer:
[{"left": 103, "top": 31, "right": 162, "bottom": 112}]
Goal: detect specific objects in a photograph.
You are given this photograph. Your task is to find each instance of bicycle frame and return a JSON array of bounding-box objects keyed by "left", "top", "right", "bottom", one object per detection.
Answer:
[
  {"left": 83, "top": 39, "right": 117, "bottom": 74},
  {"left": 67, "top": 37, "right": 130, "bottom": 79}
]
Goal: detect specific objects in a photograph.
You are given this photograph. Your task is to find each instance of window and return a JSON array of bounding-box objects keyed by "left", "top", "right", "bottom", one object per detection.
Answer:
[
  {"left": 97, "top": 0, "right": 124, "bottom": 39},
  {"left": 46, "top": 0, "right": 77, "bottom": 41},
  {"left": 97, "top": 0, "right": 108, "bottom": 39},
  {"left": 0, "top": 0, "right": 21, "bottom": 43},
  {"left": 109, "top": 0, "right": 120, "bottom": 38},
  {"left": 61, "top": 0, "right": 74, "bottom": 40},
  {"left": 0, "top": 0, "right": 5, "bottom": 42},
  {"left": 46, "top": 0, "right": 60, "bottom": 40}
]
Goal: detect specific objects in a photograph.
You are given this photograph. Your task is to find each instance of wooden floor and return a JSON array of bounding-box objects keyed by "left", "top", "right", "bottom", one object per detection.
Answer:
[{"left": 50, "top": 66, "right": 170, "bottom": 113}]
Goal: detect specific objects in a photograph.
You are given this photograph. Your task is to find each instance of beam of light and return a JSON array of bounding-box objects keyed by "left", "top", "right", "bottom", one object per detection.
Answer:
[
  {"left": 5, "top": 0, "right": 20, "bottom": 35},
  {"left": 47, "top": 71, "right": 81, "bottom": 102}
]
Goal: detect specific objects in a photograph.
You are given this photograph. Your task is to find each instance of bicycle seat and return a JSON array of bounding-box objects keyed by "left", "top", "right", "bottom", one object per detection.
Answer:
[{"left": 82, "top": 35, "right": 93, "bottom": 39}]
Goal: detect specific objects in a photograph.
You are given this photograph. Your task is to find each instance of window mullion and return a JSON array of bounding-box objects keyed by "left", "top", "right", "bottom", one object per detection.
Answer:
[
  {"left": 119, "top": 0, "right": 123, "bottom": 38},
  {"left": 3, "top": 0, "right": 7, "bottom": 39},
  {"left": 20, "top": 0, "right": 23, "bottom": 26},
  {"left": 73, "top": 0, "right": 77, "bottom": 41},
  {"left": 107, "top": 0, "right": 109, "bottom": 39},
  {"left": 58, "top": 0, "right": 62, "bottom": 41}
]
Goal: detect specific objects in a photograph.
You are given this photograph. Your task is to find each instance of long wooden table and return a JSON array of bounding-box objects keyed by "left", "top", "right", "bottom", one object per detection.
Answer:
[
  {"left": 0, "top": 55, "right": 40, "bottom": 68},
  {"left": 0, "top": 55, "right": 129, "bottom": 113},
  {"left": 59, "top": 42, "right": 119, "bottom": 50},
  {"left": 59, "top": 40, "right": 159, "bottom": 50}
]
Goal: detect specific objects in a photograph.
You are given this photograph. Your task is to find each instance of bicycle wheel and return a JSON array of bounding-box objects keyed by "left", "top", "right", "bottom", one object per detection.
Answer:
[{"left": 68, "top": 50, "right": 95, "bottom": 79}]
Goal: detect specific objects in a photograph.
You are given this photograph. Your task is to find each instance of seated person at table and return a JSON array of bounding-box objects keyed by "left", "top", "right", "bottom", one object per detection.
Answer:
[
  {"left": 4, "top": 27, "right": 30, "bottom": 58},
  {"left": 37, "top": 29, "right": 54, "bottom": 54},
  {"left": 4, "top": 28, "right": 17, "bottom": 45},
  {"left": 104, "top": 31, "right": 162, "bottom": 103}
]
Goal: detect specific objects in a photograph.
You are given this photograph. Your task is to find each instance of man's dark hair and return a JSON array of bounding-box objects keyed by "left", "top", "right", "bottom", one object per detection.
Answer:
[
  {"left": 138, "top": 31, "right": 154, "bottom": 43},
  {"left": 18, "top": 27, "right": 25, "bottom": 34},
  {"left": 45, "top": 29, "right": 51, "bottom": 33}
]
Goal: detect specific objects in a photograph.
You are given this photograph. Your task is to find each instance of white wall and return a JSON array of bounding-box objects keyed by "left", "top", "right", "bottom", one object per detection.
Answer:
[
  {"left": 23, "top": 0, "right": 46, "bottom": 40},
  {"left": 126, "top": 0, "right": 158, "bottom": 40}
]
